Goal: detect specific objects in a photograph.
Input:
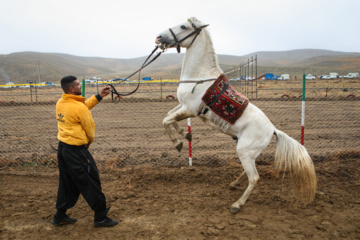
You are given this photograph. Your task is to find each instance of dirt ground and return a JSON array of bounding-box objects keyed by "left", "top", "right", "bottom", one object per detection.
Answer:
[
  {"left": 1, "top": 86, "right": 359, "bottom": 239},
  {"left": 0, "top": 157, "right": 359, "bottom": 240}
]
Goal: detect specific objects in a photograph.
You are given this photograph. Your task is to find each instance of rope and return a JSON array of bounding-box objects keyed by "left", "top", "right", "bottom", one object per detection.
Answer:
[{"left": 107, "top": 46, "right": 162, "bottom": 101}]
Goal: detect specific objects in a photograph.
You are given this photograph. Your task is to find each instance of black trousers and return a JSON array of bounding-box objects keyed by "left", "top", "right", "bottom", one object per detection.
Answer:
[{"left": 56, "top": 141, "right": 108, "bottom": 221}]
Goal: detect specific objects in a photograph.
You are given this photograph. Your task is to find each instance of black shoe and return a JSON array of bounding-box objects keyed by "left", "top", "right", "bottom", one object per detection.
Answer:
[
  {"left": 51, "top": 215, "right": 77, "bottom": 225},
  {"left": 94, "top": 217, "right": 118, "bottom": 228}
]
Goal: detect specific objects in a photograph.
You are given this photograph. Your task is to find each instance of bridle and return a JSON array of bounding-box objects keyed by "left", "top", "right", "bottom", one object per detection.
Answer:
[
  {"left": 167, "top": 19, "right": 203, "bottom": 53},
  {"left": 107, "top": 19, "right": 204, "bottom": 101},
  {"left": 167, "top": 19, "right": 215, "bottom": 92}
]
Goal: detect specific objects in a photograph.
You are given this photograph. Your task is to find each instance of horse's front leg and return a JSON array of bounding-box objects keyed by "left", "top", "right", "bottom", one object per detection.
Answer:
[
  {"left": 167, "top": 105, "right": 192, "bottom": 142},
  {"left": 163, "top": 108, "right": 193, "bottom": 152},
  {"left": 172, "top": 123, "right": 192, "bottom": 141}
]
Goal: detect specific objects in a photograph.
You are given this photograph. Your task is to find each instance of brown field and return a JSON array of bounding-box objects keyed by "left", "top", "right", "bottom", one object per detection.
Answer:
[
  {"left": 0, "top": 77, "right": 359, "bottom": 103},
  {"left": 0, "top": 80, "right": 359, "bottom": 239}
]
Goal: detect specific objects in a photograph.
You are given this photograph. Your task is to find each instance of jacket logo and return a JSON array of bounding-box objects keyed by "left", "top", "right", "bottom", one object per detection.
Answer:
[{"left": 57, "top": 113, "right": 65, "bottom": 123}]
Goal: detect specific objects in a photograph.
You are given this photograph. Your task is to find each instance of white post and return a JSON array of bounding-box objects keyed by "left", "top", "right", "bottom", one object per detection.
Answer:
[{"left": 187, "top": 118, "right": 192, "bottom": 166}]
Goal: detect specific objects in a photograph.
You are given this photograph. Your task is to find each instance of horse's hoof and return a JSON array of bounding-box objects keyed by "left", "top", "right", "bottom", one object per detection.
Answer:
[
  {"left": 185, "top": 132, "right": 192, "bottom": 142},
  {"left": 230, "top": 207, "right": 240, "bottom": 214},
  {"left": 175, "top": 142, "right": 183, "bottom": 152},
  {"left": 229, "top": 185, "right": 237, "bottom": 191}
]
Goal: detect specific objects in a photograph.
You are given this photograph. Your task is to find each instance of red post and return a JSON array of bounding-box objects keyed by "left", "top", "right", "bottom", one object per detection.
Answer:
[{"left": 187, "top": 118, "right": 192, "bottom": 166}]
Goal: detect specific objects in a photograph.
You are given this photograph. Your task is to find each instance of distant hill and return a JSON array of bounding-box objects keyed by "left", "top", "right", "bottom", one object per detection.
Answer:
[{"left": 0, "top": 49, "right": 359, "bottom": 84}]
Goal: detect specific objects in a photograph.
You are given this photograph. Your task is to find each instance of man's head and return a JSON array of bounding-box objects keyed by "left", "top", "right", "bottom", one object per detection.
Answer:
[{"left": 61, "top": 76, "right": 82, "bottom": 95}]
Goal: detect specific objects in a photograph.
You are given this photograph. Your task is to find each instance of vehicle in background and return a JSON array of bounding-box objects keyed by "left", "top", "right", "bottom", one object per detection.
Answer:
[
  {"left": 19, "top": 80, "right": 33, "bottom": 88},
  {"left": 278, "top": 74, "right": 289, "bottom": 80},
  {"left": 232, "top": 76, "right": 255, "bottom": 80},
  {"left": 343, "top": 72, "right": 359, "bottom": 79},
  {"left": 142, "top": 77, "right": 153, "bottom": 81},
  {"left": 108, "top": 78, "right": 128, "bottom": 82},
  {"left": 305, "top": 74, "right": 316, "bottom": 80},
  {"left": 320, "top": 75, "right": 331, "bottom": 79},
  {"left": 329, "top": 73, "right": 339, "bottom": 79},
  {"left": 3, "top": 81, "right": 16, "bottom": 88},
  {"left": 40, "top": 82, "right": 56, "bottom": 86},
  {"left": 264, "top": 73, "right": 280, "bottom": 80}
]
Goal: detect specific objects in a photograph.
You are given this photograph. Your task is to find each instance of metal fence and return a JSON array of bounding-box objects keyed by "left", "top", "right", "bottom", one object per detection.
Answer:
[{"left": 0, "top": 78, "right": 359, "bottom": 169}]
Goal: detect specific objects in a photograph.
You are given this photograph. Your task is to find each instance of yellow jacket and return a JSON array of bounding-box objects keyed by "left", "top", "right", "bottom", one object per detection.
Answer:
[{"left": 56, "top": 93, "right": 100, "bottom": 146}]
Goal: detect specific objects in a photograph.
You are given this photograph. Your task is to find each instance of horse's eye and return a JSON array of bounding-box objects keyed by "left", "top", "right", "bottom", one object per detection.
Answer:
[{"left": 180, "top": 25, "right": 186, "bottom": 30}]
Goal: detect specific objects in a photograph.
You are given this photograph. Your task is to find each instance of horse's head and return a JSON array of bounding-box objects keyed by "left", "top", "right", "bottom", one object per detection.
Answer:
[{"left": 155, "top": 17, "right": 209, "bottom": 53}]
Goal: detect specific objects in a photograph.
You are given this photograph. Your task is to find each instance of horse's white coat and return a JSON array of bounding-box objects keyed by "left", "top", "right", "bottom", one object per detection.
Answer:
[{"left": 156, "top": 17, "right": 316, "bottom": 213}]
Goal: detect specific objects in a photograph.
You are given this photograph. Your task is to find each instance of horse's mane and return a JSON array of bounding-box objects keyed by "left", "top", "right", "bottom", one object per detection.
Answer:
[{"left": 202, "top": 28, "right": 222, "bottom": 72}]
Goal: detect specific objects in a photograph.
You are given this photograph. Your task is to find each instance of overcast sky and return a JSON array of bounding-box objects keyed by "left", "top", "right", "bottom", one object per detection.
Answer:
[{"left": 1, "top": 0, "right": 359, "bottom": 59}]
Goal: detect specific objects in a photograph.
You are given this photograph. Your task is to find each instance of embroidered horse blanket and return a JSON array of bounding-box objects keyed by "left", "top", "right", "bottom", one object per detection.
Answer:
[{"left": 200, "top": 74, "right": 249, "bottom": 131}]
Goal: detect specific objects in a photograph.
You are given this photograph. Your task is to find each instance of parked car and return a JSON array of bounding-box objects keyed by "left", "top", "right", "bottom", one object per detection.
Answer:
[
  {"left": 305, "top": 74, "right": 316, "bottom": 80},
  {"left": 320, "top": 75, "right": 331, "bottom": 79},
  {"left": 279, "top": 74, "right": 289, "bottom": 80},
  {"left": 2, "top": 82, "right": 16, "bottom": 88},
  {"left": 40, "top": 82, "right": 55, "bottom": 86},
  {"left": 343, "top": 72, "right": 359, "bottom": 79}
]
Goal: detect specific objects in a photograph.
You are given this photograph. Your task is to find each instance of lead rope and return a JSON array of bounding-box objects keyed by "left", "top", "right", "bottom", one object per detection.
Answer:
[{"left": 107, "top": 46, "right": 162, "bottom": 102}]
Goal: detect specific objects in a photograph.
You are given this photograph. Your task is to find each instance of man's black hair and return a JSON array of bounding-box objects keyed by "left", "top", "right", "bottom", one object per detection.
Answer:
[{"left": 61, "top": 75, "right": 77, "bottom": 93}]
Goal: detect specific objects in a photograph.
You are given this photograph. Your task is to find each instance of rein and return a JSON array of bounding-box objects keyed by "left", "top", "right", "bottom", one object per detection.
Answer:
[
  {"left": 180, "top": 78, "right": 216, "bottom": 93},
  {"left": 107, "top": 46, "right": 162, "bottom": 102}
]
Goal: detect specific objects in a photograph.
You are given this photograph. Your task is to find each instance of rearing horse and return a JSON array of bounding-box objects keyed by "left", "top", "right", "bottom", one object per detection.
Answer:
[{"left": 155, "top": 17, "right": 316, "bottom": 214}]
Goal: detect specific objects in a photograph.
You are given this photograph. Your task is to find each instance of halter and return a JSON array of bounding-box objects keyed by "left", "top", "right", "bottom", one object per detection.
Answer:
[{"left": 168, "top": 19, "right": 203, "bottom": 53}]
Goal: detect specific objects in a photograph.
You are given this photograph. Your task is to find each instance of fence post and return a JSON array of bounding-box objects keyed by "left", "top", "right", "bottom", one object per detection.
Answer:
[
  {"left": 82, "top": 78, "right": 85, "bottom": 97},
  {"left": 160, "top": 77, "right": 163, "bottom": 99},
  {"left": 187, "top": 118, "right": 192, "bottom": 166},
  {"left": 301, "top": 74, "right": 306, "bottom": 145}
]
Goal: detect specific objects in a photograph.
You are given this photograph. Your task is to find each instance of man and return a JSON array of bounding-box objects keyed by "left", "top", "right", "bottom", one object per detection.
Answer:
[{"left": 52, "top": 75, "right": 118, "bottom": 227}]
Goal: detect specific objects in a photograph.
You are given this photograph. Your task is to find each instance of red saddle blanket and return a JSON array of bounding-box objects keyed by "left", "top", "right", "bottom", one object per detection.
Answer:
[{"left": 201, "top": 74, "right": 249, "bottom": 126}]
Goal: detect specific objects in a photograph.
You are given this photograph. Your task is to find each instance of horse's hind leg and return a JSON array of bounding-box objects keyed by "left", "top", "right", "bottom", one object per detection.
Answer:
[
  {"left": 229, "top": 171, "right": 246, "bottom": 190},
  {"left": 230, "top": 149, "right": 262, "bottom": 214}
]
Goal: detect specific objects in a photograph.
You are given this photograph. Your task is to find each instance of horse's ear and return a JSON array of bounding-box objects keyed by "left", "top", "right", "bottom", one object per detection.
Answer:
[
  {"left": 188, "top": 17, "right": 209, "bottom": 29},
  {"left": 198, "top": 23, "right": 209, "bottom": 29}
]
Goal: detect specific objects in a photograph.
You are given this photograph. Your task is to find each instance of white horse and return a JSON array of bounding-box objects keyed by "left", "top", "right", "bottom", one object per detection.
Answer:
[{"left": 155, "top": 17, "right": 316, "bottom": 214}]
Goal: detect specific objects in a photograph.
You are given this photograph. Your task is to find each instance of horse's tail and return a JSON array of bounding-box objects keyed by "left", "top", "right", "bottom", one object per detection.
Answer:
[{"left": 274, "top": 129, "right": 317, "bottom": 205}]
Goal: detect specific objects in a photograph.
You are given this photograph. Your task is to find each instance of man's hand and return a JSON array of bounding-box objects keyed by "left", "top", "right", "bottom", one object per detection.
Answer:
[
  {"left": 85, "top": 144, "right": 90, "bottom": 149},
  {"left": 99, "top": 86, "right": 110, "bottom": 98}
]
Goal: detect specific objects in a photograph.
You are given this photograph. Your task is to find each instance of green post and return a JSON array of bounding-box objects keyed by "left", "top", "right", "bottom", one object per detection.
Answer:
[
  {"left": 302, "top": 74, "right": 306, "bottom": 100},
  {"left": 82, "top": 78, "right": 85, "bottom": 97}
]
